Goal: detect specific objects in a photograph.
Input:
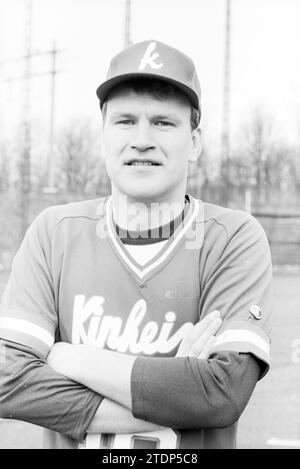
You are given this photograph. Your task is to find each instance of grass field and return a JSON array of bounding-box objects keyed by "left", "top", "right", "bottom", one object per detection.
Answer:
[
  {"left": 237, "top": 274, "right": 300, "bottom": 449},
  {"left": 0, "top": 273, "right": 299, "bottom": 449}
]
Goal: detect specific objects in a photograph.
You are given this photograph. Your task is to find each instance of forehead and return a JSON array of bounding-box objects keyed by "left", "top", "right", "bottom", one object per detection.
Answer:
[{"left": 105, "top": 88, "right": 191, "bottom": 117}]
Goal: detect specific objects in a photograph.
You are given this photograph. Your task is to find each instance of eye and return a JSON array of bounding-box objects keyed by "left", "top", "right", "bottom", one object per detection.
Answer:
[
  {"left": 155, "top": 121, "right": 174, "bottom": 128},
  {"left": 116, "top": 119, "right": 135, "bottom": 126}
]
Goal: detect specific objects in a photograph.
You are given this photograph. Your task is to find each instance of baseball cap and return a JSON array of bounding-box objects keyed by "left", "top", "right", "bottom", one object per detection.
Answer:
[{"left": 96, "top": 40, "right": 201, "bottom": 112}]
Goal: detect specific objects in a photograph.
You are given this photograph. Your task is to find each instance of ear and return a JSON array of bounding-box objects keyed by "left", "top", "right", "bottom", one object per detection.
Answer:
[
  {"left": 100, "top": 102, "right": 107, "bottom": 160},
  {"left": 188, "top": 127, "right": 202, "bottom": 163}
]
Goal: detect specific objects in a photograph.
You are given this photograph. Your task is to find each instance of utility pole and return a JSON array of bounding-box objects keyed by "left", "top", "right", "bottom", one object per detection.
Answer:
[
  {"left": 44, "top": 41, "right": 59, "bottom": 193},
  {"left": 222, "top": 0, "right": 231, "bottom": 163},
  {"left": 1, "top": 1, "right": 62, "bottom": 239},
  {"left": 0, "top": 0, "right": 4, "bottom": 146},
  {"left": 124, "top": 0, "right": 131, "bottom": 48},
  {"left": 4, "top": 44, "right": 62, "bottom": 193},
  {"left": 221, "top": 0, "right": 231, "bottom": 203},
  {"left": 19, "top": 0, "right": 33, "bottom": 243}
]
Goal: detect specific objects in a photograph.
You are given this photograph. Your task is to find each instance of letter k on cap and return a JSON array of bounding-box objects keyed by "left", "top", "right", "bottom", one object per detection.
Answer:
[{"left": 138, "top": 41, "right": 163, "bottom": 70}]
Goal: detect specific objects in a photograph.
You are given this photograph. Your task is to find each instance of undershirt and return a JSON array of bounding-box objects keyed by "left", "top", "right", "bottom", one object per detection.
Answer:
[{"left": 115, "top": 197, "right": 189, "bottom": 265}]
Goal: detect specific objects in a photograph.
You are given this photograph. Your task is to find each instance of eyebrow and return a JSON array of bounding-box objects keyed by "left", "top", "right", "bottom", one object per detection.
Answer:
[
  {"left": 109, "top": 113, "right": 135, "bottom": 120},
  {"left": 152, "top": 114, "right": 180, "bottom": 121},
  {"left": 109, "top": 112, "right": 180, "bottom": 121}
]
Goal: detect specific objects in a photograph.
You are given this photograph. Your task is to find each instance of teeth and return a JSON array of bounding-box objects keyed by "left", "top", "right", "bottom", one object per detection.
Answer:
[{"left": 130, "top": 161, "right": 156, "bottom": 166}]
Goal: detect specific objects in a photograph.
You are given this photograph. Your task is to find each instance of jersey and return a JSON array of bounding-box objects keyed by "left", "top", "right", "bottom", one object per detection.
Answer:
[{"left": 0, "top": 195, "right": 273, "bottom": 449}]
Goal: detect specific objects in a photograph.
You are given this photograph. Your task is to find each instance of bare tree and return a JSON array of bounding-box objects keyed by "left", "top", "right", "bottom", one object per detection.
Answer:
[
  {"left": 0, "top": 143, "right": 11, "bottom": 192},
  {"left": 57, "top": 121, "right": 108, "bottom": 195},
  {"left": 242, "top": 111, "right": 273, "bottom": 203},
  {"left": 216, "top": 110, "right": 299, "bottom": 208}
]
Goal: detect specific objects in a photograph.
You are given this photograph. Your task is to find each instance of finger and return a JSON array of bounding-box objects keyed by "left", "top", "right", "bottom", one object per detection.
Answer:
[
  {"left": 176, "top": 311, "right": 221, "bottom": 357},
  {"left": 188, "top": 310, "right": 221, "bottom": 343},
  {"left": 197, "top": 310, "right": 221, "bottom": 327},
  {"left": 190, "top": 334, "right": 217, "bottom": 359},
  {"left": 198, "top": 336, "right": 217, "bottom": 360},
  {"left": 182, "top": 314, "right": 221, "bottom": 355},
  {"left": 190, "top": 317, "right": 222, "bottom": 357}
]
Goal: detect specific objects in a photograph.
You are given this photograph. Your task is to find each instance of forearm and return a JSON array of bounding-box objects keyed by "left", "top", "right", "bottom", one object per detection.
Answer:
[
  {"left": 46, "top": 313, "right": 221, "bottom": 416},
  {"left": 87, "top": 398, "right": 164, "bottom": 434},
  {"left": 0, "top": 340, "right": 102, "bottom": 441},
  {"left": 131, "top": 352, "right": 261, "bottom": 429},
  {"left": 48, "top": 344, "right": 136, "bottom": 409}
]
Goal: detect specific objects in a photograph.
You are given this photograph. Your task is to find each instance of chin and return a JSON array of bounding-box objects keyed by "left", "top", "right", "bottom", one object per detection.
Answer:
[
  {"left": 120, "top": 183, "right": 166, "bottom": 202},
  {"left": 126, "top": 190, "right": 163, "bottom": 203}
]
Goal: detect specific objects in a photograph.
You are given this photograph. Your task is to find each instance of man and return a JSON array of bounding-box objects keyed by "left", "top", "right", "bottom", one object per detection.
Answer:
[{"left": 0, "top": 40, "right": 272, "bottom": 449}]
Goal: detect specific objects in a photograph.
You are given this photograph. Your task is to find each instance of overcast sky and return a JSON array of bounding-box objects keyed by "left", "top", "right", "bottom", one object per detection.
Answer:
[{"left": 0, "top": 0, "right": 300, "bottom": 156}]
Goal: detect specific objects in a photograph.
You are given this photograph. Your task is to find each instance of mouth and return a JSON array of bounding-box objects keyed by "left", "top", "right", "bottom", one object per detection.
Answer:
[{"left": 124, "top": 159, "right": 162, "bottom": 167}]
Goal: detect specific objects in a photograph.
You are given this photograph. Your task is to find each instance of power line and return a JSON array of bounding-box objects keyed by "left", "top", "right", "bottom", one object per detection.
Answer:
[
  {"left": 3, "top": 43, "right": 63, "bottom": 197},
  {"left": 0, "top": 48, "right": 58, "bottom": 65},
  {"left": 1, "top": 0, "right": 62, "bottom": 240},
  {"left": 4, "top": 42, "right": 63, "bottom": 197}
]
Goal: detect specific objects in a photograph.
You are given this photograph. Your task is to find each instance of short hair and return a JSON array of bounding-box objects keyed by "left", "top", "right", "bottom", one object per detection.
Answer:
[{"left": 100, "top": 78, "right": 201, "bottom": 130}]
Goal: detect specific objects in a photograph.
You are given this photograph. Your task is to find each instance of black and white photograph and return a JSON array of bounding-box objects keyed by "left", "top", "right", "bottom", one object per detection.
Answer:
[{"left": 0, "top": 0, "right": 299, "bottom": 452}]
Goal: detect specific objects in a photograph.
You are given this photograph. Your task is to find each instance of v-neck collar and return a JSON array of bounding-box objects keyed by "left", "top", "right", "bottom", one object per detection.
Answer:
[{"left": 105, "top": 195, "right": 200, "bottom": 282}]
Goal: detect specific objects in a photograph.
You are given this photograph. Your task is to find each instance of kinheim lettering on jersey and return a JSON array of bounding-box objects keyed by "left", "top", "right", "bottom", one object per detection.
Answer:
[{"left": 72, "top": 295, "right": 193, "bottom": 354}]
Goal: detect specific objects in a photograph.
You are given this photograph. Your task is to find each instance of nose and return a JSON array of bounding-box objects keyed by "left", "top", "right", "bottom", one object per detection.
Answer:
[{"left": 130, "top": 123, "right": 155, "bottom": 152}]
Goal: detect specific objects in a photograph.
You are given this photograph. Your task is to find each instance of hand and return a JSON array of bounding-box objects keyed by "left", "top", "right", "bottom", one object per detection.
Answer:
[
  {"left": 176, "top": 310, "right": 222, "bottom": 359},
  {"left": 46, "top": 342, "right": 74, "bottom": 377}
]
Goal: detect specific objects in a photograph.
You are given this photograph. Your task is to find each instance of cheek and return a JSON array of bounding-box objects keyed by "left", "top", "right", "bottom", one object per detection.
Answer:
[
  {"left": 166, "top": 135, "right": 193, "bottom": 165},
  {"left": 103, "top": 130, "right": 116, "bottom": 151},
  {"left": 103, "top": 133, "right": 126, "bottom": 160}
]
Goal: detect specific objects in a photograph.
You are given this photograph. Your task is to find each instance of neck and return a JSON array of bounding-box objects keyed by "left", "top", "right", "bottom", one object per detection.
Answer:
[{"left": 111, "top": 189, "right": 186, "bottom": 231}]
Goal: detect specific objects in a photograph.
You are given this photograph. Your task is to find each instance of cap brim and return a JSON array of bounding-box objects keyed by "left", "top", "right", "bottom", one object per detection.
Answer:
[{"left": 96, "top": 73, "right": 199, "bottom": 111}]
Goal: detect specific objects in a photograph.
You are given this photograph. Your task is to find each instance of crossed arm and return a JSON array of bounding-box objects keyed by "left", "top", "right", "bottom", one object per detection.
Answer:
[
  {"left": 47, "top": 311, "right": 221, "bottom": 434},
  {"left": 0, "top": 311, "right": 260, "bottom": 439}
]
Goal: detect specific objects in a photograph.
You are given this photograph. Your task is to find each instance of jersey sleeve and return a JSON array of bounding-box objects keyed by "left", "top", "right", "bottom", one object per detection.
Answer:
[
  {"left": 131, "top": 351, "right": 260, "bottom": 430},
  {"left": 0, "top": 339, "right": 103, "bottom": 442},
  {"left": 0, "top": 209, "right": 57, "bottom": 357},
  {"left": 199, "top": 211, "right": 273, "bottom": 377}
]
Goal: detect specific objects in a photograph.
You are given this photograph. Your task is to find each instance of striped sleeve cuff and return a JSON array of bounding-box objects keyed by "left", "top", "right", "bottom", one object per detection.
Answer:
[
  {"left": 210, "top": 320, "right": 270, "bottom": 378},
  {"left": 0, "top": 312, "right": 55, "bottom": 357}
]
